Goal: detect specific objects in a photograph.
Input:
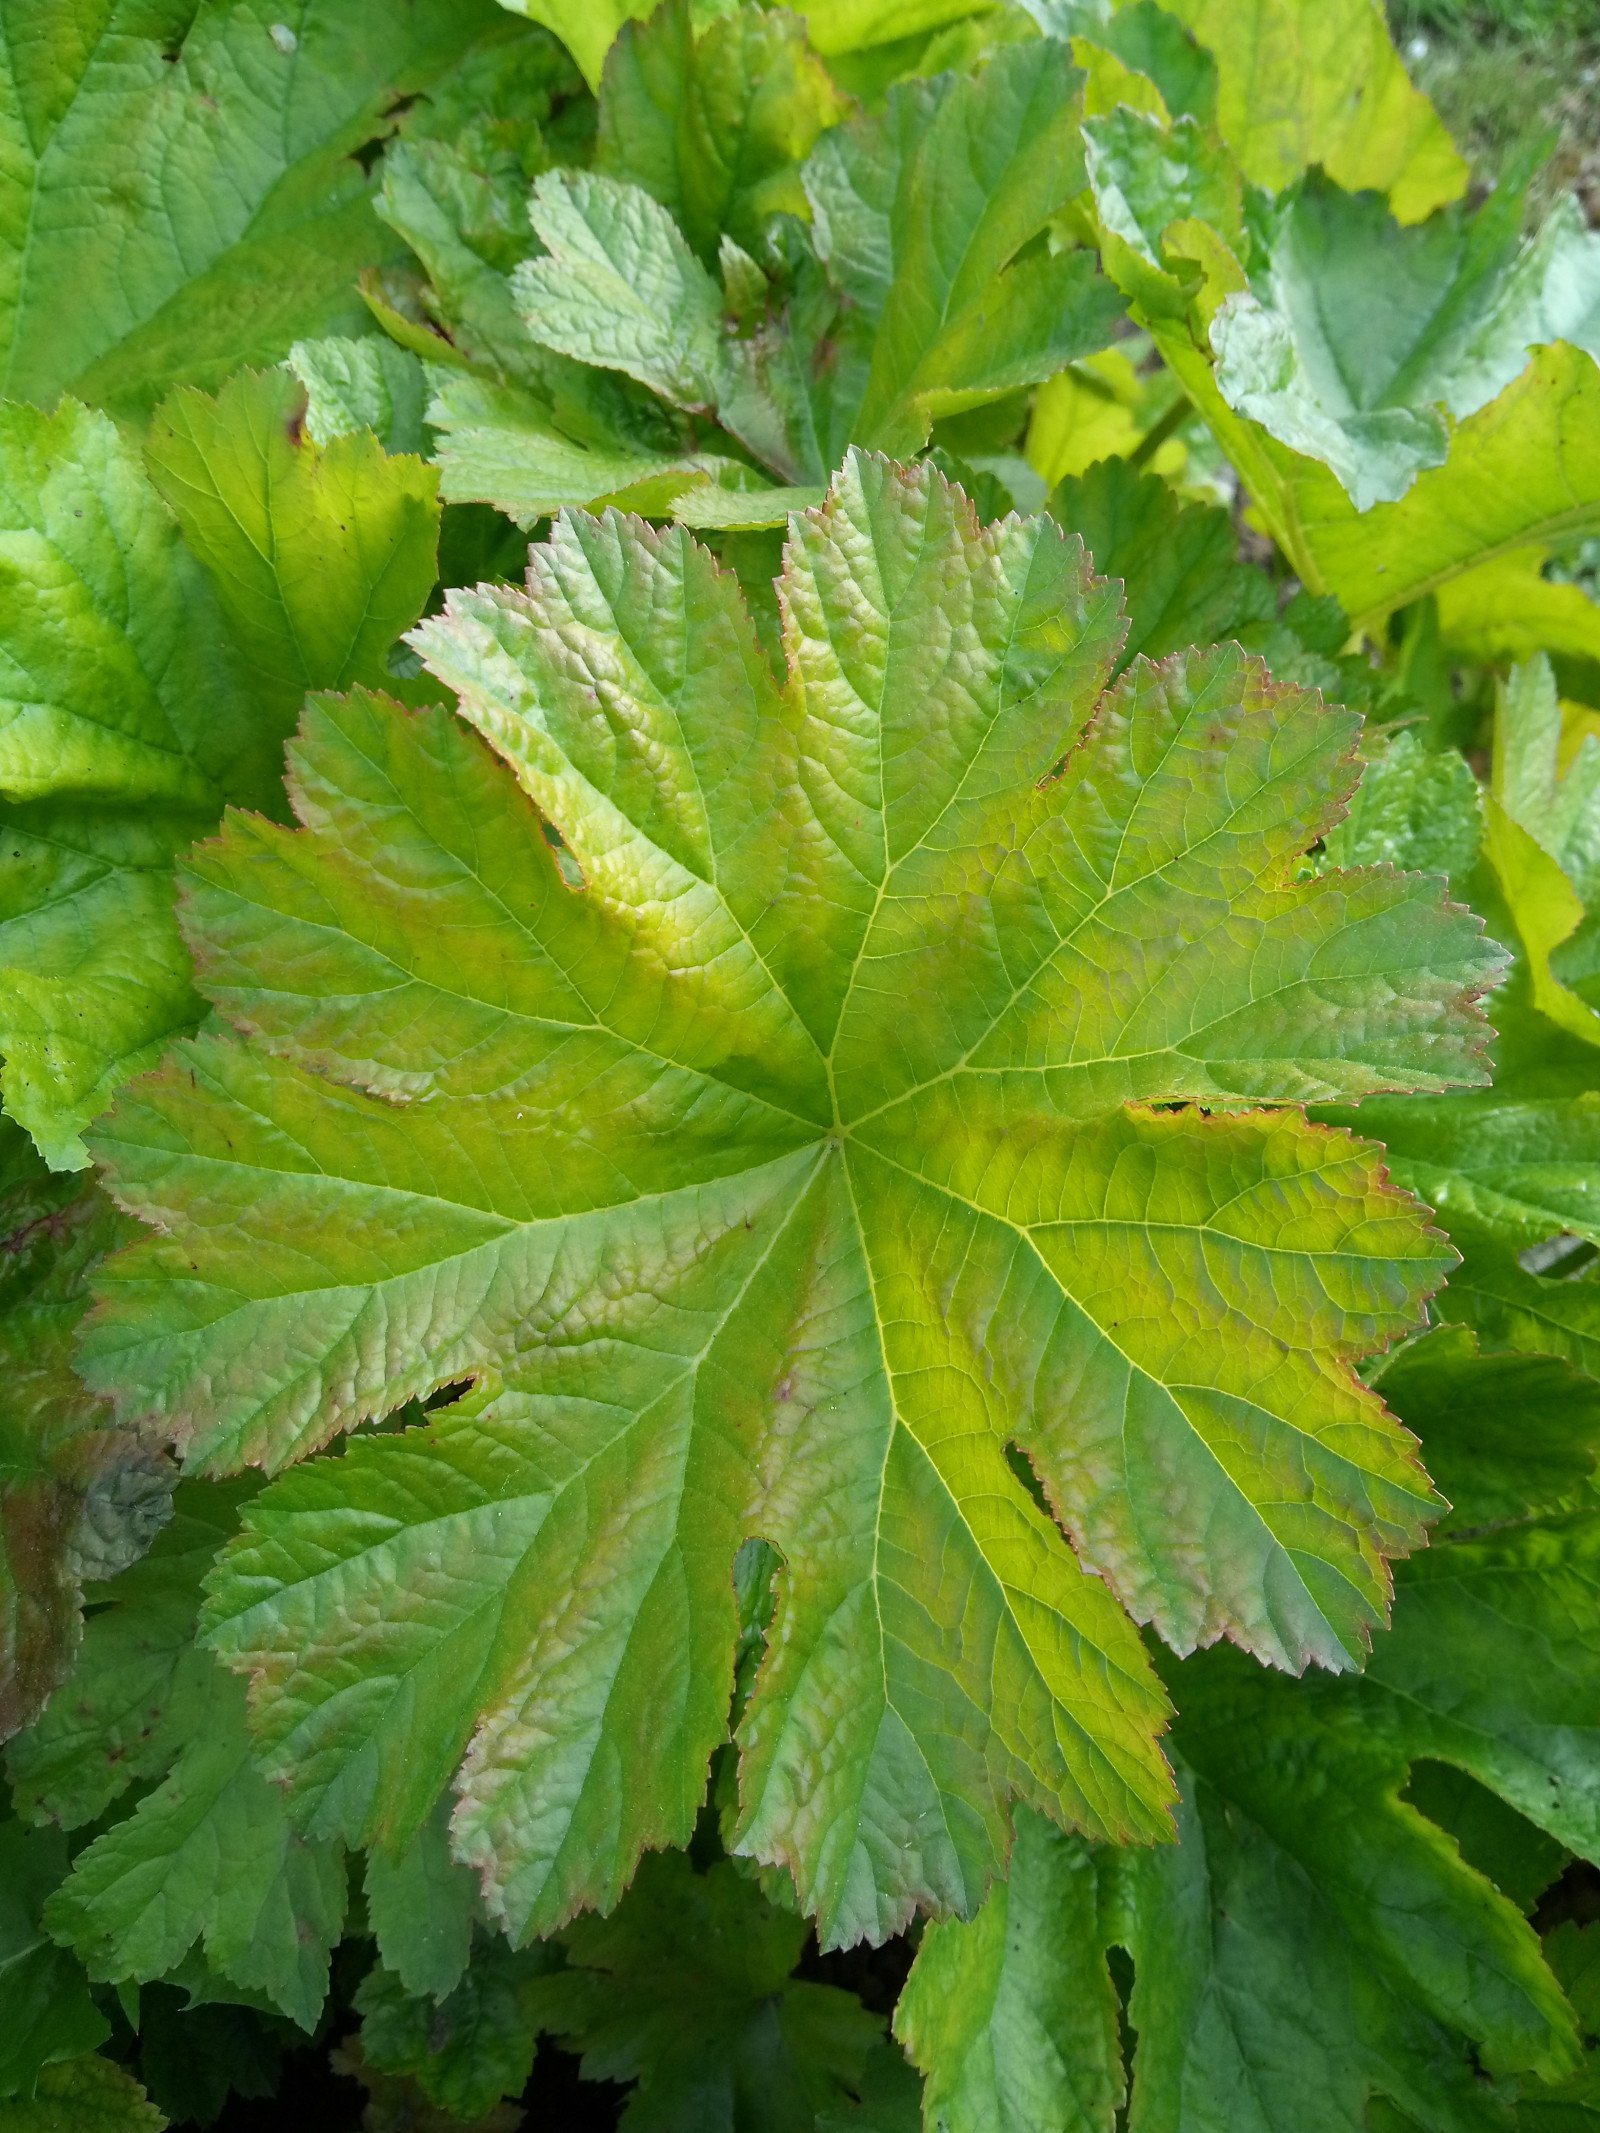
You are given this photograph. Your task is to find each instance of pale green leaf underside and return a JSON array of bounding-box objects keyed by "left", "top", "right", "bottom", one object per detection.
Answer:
[
  {"left": 1266, "top": 343, "right": 1600, "bottom": 628},
  {"left": 83, "top": 453, "right": 1495, "bottom": 1950}
]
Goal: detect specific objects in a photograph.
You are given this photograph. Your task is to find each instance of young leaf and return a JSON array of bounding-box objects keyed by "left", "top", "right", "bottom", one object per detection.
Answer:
[
  {"left": 447, "top": 41, "right": 1125, "bottom": 516},
  {"left": 425, "top": 371, "right": 742, "bottom": 526},
  {"left": 514, "top": 171, "right": 730, "bottom": 411},
  {"left": 524, "top": 1852, "right": 886, "bottom": 2131},
  {"left": 373, "top": 101, "right": 554, "bottom": 385},
  {"left": 80, "top": 454, "right": 1500, "bottom": 1953},
  {"left": 802, "top": 42, "right": 1122, "bottom": 456},
  {"left": 0, "top": 0, "right": 511, "bottom": 419},
  {"left": 596, "top": 0, "right": 849, "bottom": 262},
  {"left": 289, "top": 339, "right": 433, "bottom": 457},
  {"left": 371, "top": 42, "right": 727, "bottom": 517},
  {"left": 1320, "top": 730, "right": 1484, "bottom": 883}
]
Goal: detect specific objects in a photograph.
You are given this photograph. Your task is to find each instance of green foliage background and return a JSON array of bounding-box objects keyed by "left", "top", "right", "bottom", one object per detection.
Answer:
[{"left": 3, "top": 1, "right": 1600, "bottom": 2128}]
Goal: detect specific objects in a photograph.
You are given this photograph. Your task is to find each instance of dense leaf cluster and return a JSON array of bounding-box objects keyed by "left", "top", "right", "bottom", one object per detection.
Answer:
[{"left": 3, "top": 1, "right": 1600, "bottom": 2128}]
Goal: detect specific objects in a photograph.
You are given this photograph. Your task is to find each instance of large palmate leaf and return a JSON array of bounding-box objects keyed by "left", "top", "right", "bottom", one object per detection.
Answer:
[
  {"left": 0, "top": 0, "right": 509, "bottom": 420},
  {"left": 80, "top": 454, "right": 1498, "bottom": 1956},
  {"left": 898, "top": 1327, "right": 1600, "bottom": 2131},
  {"left": 0, "top": 378, "right": 438, "bottom": 1171},
  {"left": 0, "top": 1120, "right": 169, "bottom": 1745}
]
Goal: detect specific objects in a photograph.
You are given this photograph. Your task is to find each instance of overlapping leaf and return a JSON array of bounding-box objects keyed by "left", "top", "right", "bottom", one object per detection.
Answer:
[
  {"left": 6, "top": 1482, "right": 344, "bottom": 2029},
  {"left": 0, "top": 0, "right": 513, "bottom": 419},
  {"left": 0, "top": 375, "right": 438, "bottom": 1171},
  {"left": 1137, "top": 0, "right": 1467, "bottom": 220},
  {"left": 505, "top": 0, "right": 991, "bottom": 90},
  {"left": 357, "top": 1935, "right": 555, "bottom": 2121},
  {"left": 418, "top": 32, "right": 1125, "bottom": 523},
  {"left": 899, "top": 1327, "right": 1600, "bottom": 2131},
  {"left": 0, "top": 2053, "right": 166, "bottom": 2132},
  {"left": 520, "top": 1853, "right": 886, "bottom": 2131},
  {"left": 1320, "top": 704, "right": 1600, "bottom": 1390},
  {"left": 1082, "top": 98, "right": 1600, "bottom": 621},
  {"left": 897, "top": 1806, "right": 1119, "bottom": 2133},
  {"left": 1210, "top": 172, "right": 1600, "bottom": 509},
  {"left": 0, "top": 1818, "right": 108, "bottom": 2098},
  {"left": 73, "top": 453, "right": 1501, "bottom": 1958},
  {"left": 595, "top": 0, "right": 848, "bottom": 262},
  {"left": 0, "top": 1121, "right": 169, "bottom": 1743}
]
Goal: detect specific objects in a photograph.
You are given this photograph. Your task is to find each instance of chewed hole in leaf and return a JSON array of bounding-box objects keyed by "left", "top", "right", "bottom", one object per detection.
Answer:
[{"left": 1521, "top": 1235, "right": 1599, "bottom": 1278}]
